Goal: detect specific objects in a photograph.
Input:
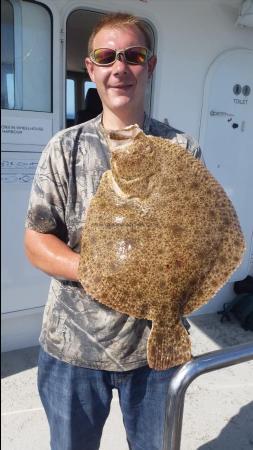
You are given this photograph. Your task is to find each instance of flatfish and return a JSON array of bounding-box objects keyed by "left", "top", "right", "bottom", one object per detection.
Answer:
[{"left": 78, "top": 125, "right": 245, "bottom": 370}]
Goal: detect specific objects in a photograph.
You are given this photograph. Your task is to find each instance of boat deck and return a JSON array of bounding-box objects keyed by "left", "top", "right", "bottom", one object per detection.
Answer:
[{"left": 2, "top": 313, "right": 253, "bottom": 450}]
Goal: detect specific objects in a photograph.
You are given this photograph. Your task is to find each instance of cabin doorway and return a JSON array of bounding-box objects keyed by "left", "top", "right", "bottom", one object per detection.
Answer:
[
  {"left": 199, "top": 49, "right": 253, "bottom": 281},
  {"left": 65, "top": 9, "right": 155, "bottom": 128}
]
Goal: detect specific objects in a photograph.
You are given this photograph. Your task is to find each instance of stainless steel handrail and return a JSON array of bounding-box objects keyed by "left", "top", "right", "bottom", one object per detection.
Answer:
[{"left": 163, "top": 341, "right": 253, "bottom": 450}]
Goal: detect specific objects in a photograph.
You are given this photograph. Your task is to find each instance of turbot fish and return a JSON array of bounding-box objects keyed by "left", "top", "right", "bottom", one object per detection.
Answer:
[{"left": 78, "top": 125, "right": 245, "bottom": 370}]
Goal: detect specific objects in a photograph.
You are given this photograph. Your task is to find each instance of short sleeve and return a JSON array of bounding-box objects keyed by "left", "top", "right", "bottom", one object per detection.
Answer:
[{"left": 25, "top": 135, "right": 69, "bottom": 242}]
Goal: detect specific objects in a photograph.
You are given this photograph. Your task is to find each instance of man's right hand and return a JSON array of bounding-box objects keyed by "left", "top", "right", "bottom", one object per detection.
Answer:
[{"left": 24, "top": 229, "right": 80, "bottom": 281}]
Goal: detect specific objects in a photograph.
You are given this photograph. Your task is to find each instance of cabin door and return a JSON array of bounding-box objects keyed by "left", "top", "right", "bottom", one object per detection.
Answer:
[{"left": 199, "top": 49, "right": 253, "bottom": 280}]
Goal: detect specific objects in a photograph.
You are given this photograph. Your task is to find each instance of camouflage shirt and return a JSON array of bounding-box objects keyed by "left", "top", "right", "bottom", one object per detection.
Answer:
[{"left": 25, "top": 113, "right": 203, "bottom": 371}]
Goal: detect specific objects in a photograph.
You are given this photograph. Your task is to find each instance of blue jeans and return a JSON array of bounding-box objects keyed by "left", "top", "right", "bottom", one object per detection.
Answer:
[{"left": 38, "top": 347, "right": 179, "bottom": 450}]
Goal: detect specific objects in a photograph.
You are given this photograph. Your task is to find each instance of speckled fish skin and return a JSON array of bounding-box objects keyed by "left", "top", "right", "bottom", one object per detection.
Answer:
[{"left": 78, "top": 125, "right": 245, "bottom": 370}]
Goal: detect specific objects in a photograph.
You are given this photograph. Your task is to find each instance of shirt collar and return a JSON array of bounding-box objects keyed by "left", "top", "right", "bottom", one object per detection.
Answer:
[{"left": 96, "top": 112, "right": 150, "bottom": 135}]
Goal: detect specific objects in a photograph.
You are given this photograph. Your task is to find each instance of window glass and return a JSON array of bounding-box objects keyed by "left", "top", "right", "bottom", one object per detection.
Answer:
[
  {"left": 1, "top": 0, "right": 52, "bottom": 112},
  {"left": 84, "top": 81, "right": 96, "bottom": 99},
  {"left": 1, "top": 0, "right": 15, "bottom": 109},
  {"left": 22, "top": 2, "right": 51, "bottom": 111},
  {"left": 66, "top": 79, "right": 75, "bottom": 119}
]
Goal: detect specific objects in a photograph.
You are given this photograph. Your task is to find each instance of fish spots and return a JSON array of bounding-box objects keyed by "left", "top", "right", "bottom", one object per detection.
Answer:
[
  {"left": 222, "top": 217, "right": 231, "bottom": 226},
  {"left": 218, "top": 256, "right": 227, "bottom": 265},
  {"left": 137, "top": 304, "right": 148, "bottom": 315},
  {"left": 196, "top": 249, "right": 207, "bottom": 260},
  {"left": 98, "top": 199, "right": 107, "bottom": 209},
  {"left": 140, "top": 266, "right": 148, "bottom": 275},
  {"left": 155, "top": 334, "right": 164, "bottom": 346},
  {"left": 109, "top": 262, "right": 117, "bottom": 272},
  {"left": 190, "top": 181, "right": 200, "bottom": 190},
  {"left": 93, "top": 276, "right": 102, "bottom": 284},
  {"left": 136, "top": 290, "right": 143, "bottom": 300},
  {"left": 162, "top": 181, "right": 176, "bottom": 194},
  {"left": 188, "top": 277, "right": 199, "bottom": 288},
  {"left": 159, "top": 280, "right": 166, "bottom": 289},
  {"left": 208, "top": 210, "right": 216, "bottom": 219},
  {"left": 175, "top": 259, "right": 183, "bottom": 268},
  {"left": 190, "top": 202, "right": 199, "bottom": 211},
  {"left": 100, "top": 292, "right": 109, "bottom": 301},
  {"left": 170, "top": 224, "right": 184, "bottom": 237}
]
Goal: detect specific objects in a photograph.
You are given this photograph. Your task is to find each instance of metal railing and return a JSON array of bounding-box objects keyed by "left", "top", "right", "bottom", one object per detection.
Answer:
[{"left": 163, "top": 341, "right": 253, "bottom": 450}]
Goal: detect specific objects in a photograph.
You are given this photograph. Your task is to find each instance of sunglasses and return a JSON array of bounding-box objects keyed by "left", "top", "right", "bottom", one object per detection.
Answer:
[{"left": 89, "top": 46, "right": 152, "bottom": 66}]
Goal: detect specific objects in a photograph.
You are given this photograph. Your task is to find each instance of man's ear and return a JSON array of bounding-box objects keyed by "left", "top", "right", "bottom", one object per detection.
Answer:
[
  {"left": 148, "top": 55, "right": 157, "bottom": 79},
  {"left": 85, "top": 57, "right": 95, "bottom": 82}
]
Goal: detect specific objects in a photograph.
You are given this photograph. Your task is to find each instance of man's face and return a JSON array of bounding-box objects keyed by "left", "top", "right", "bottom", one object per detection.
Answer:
[{"left": 85, "top": 25, "right": 156, "bottom": 117}]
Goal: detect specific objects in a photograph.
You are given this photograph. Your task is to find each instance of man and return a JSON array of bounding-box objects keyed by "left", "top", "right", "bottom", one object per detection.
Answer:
[{"left": 25, "top": 12, "right": 202, "bottom": 450}]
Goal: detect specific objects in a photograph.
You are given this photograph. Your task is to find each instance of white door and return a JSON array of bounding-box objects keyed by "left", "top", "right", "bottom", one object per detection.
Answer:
[{"left": 200, "top": 48, "right": 253, "bottom": 281}]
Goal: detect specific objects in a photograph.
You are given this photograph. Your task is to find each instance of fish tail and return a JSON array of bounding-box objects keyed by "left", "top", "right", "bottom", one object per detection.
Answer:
[{"left": 147, "top": 321, "right": 191, "bottom": 370}]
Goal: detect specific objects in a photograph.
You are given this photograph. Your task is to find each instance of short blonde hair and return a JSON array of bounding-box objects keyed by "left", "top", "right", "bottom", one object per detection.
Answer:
[{"left": 88, "top": 12, "right": 153, "bottom": 54}]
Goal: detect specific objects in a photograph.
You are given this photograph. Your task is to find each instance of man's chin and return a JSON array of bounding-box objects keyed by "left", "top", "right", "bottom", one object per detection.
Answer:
[{"left": 110, "top": 96, "right": 134, "bottom": 110}]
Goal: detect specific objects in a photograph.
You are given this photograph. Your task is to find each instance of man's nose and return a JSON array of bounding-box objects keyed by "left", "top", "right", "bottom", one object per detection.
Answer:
[{"left": 112, "top": 55, "right": 129, "bottom": 74}]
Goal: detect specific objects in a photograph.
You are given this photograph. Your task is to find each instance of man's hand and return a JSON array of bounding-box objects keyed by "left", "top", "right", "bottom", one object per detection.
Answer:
[{"left": 24, "top": 229, "right": 80, "bottom": 281}]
